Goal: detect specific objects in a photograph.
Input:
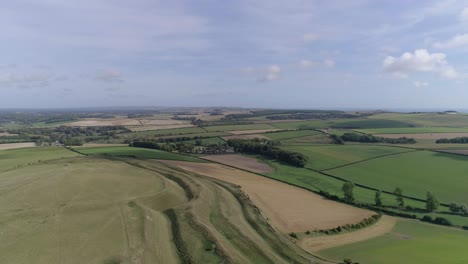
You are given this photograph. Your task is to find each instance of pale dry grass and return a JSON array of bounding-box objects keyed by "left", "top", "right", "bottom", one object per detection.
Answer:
[
  {"left": 222, "top": 134, "right": 269, "bottom": 141},
  {"left": 300, "top": 216, "right": 397, "bottom": 252},
  {"left": 0, "top": 142, "right": 36, "bottom": 150}
]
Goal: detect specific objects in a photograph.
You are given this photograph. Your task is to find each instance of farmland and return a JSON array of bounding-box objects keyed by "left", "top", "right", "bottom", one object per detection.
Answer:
[{"left": 4, "top": 108, "right": 468, "bottom": 263}]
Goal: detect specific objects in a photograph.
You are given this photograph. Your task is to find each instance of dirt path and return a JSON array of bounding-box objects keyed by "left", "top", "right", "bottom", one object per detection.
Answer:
[
  {"left": 159, "top": 160, "right": 375, "bottom": 233},
  {"left": 299, "top": 216, "right": 397, "bottom": 252}
]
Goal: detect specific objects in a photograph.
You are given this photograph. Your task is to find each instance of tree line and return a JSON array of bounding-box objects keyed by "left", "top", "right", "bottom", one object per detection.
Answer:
[
  {"left": 227, "top": 138, "right": 308, "bottom": 167},
  {"left": 436, "top": 137, "right": 468, "bottom": 144},
  {"left": 130, "top": 140, "right": 228, "bottom": 154},
  {"left": 340, "top": 132, "right": 416, "bottom": 144}
]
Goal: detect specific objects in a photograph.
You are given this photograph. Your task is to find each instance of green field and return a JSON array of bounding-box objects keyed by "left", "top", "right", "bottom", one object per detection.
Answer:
[
  {"left": 279, "top": 145, "right": 411, "bottom": 171},
  {"left": 204, "top": 123, "right": 276, "bottom": 132},
  {"left": 325, "top": 150, "right": 468, "bottom": 204},
  {"left": 356, "top": 127, "right": 468, "bottom": 134},
  {"left": 320, "top": 220, "right": 468, "bottom": 264},
  {"left": 263, "top": 129, "right": 320, "bottom": 141},
  {"left": 77, "top": 146, "right": 203, "bottom": 162},
  {"left": 369, "top": 112, "right": 468, "bottom": 127},
  {"left": 0, "top": 147, "right": 79, "bottom": 172}
]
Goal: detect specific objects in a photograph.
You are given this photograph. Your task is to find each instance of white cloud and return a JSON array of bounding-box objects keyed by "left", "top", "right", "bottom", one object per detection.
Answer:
[
  {"left": 382, "top": 49, "right": 458, "bottom": 79},
  {"left": 299, "top": 60, "right": 314, "bottom": 68},
  {"left": 303, "top": 33, "right": 319, "bottom": 42},
  {"left": 413, "top": 81, "right": 429, "bottom": 87},
  {"left": 94, "top": 69, "right": 124, "bottom": 82},
  {"left": 324, "top": 59, "right": 335, "bottom": 68},
  {"left": 433, "top": 34, "right": 468, "bottom": 49},
  {"left": 259, "top": 65, "right": 281, "bottom": 82},
  {"left": 459, "top": 7, "right": 468, "bottom": 22}
]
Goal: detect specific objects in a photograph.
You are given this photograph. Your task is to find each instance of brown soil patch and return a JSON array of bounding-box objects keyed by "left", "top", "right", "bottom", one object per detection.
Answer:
[
  {"left": 158, "top": 160, "right": 374, "bottom": 233},
  {"left": 202, "top": 154, "right": 273, "bottom": 173},
  {"left": 222, "top": 134, "right": 269, "bottom": 141},
  {"left": 229, "top": 129, "right": 283, "bottom": 135},
  {"left": 0, "top": 142, "right": 36, "bottom": 150},
  {"left": 376, "top": 133, "right": 468, "bottom": 140},
  {"left": 302, "top": 216, "right": 397, "bottom": 252}
]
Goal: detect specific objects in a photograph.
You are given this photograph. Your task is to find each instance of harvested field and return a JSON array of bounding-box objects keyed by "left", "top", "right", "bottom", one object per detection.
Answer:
[
  {"left": 229, "top": 129, "right": 283, "bottom": 135},
  {"left": 376, "top": 132, "right": 468, "bottom": 139},
  {"left": 222, "top": 134, "right": 269, "bottom": 140},
  {"left": 202, "top": 154, "right": 273, "bottom": 173},
  {"left": 159, "top": 160, "right": 375, "bottom": 233},
  {"left": 299, "top": 216, "right": 396, "bottom": 252},
  {"left": 0, "top": 142, "right": 36, "bottom": 150},
  {"left": 0, "top": 132, "right": 18, "bottom": 136}
]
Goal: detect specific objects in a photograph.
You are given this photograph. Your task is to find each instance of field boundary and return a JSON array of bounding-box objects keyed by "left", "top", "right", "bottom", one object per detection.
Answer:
[{"left": 319, "top": 149, "right": 420, "bottom": 171}]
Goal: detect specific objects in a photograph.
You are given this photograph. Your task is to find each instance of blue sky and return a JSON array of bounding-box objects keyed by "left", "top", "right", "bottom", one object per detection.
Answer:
[{"left": 2, "top": 0, "right": 468, "bottom": 109}]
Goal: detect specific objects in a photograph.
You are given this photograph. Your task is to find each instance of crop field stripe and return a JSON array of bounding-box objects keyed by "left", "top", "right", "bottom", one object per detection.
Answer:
[{"left": 319, "top": 149, "right": 420, "bottom": 171}]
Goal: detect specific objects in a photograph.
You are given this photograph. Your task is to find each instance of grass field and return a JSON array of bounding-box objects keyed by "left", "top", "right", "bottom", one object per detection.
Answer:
[
  {"left": 320, "top": 220, "right": 468, "bottom": 264},
  {"left": 356, "top": 127, "right": 468, "bottom": 134},
  {"left": 204, "top": 123, "right": 276, "bottom": 132},
  {"left": 325, "top": 150, "right": 468, "bottom": 204},
  {"left": 369, "top": 112, "right": 468, "bottom": 127},
  {"left": 279, "top": 145, "right": 412, "bottom": 171},
  {"left": 263, "top": 129, "right": 320, "bottom": 141},
  {"left": 76, "top": 146, "right": 203, "bottom": 162}
]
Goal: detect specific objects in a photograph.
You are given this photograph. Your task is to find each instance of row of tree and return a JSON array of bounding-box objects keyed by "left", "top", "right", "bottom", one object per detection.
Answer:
[
  {"left": 436, "top": 137, "right": 468, "bottom": 143},
  {"left": 227, "top": 139, "right": 308, "bottom": 167},
  {"left": 340, "top": 132, "right": 416, "bottom": 144},
  {"left": 342, "top": 183, "right": 440, "bottom": 212},
  {"left": 130, "top": 140, "right": 228, "bottom": 154}
]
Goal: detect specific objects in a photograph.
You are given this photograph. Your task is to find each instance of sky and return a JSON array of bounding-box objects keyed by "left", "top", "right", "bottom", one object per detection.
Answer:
[{"left": 2, "top": 0, "right": 468, "bottom": 109}]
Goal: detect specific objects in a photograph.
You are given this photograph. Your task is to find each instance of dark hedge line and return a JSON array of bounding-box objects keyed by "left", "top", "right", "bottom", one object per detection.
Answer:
[{"left": 340, "top": 132, "right": 416, "bottom": 144}]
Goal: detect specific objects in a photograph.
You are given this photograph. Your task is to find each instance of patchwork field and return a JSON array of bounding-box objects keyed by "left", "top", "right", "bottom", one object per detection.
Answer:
[
  {"left": 160, "top": 160, "right": 375, "bottom": 233},
  {"left": 375, "top": 132, "right": 468, "bottom": 139},
  {"left": 279, "top": 145, "right": 412, "bottom": 171},
  {"left": 325, "top": 150, "right": 468, "bottom": 204},
  {"left": 320, "top": 220, "right": 468, "bottom": 264}
]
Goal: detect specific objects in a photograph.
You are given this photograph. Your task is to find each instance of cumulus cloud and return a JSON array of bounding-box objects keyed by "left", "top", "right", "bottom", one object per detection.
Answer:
[
  {"left": 299, "top": 60, "right": 314, "bottom": 68},
  {"left": 460, "top": 7, "right": 468, "bottom": 22},
  {"left": 303, "top": 33, "right": 319, "bottom": 42},
  {"left": 323, "top": 59, "right": 335, "bottom": 68},
  {"left": 413, "top": 81, "right": 429, "bottom": 87},
  {"left": 94, "top": 69, "right": 124, "bottom": 82},
  {"left": 433, "top": 34, "right": 468, "bottom": 49},
  {"left": 259, "top": 65, "right": 281, "bottom": 82},
  {"left": 382, "top": 49, "right": 457, "bottom": 79}
]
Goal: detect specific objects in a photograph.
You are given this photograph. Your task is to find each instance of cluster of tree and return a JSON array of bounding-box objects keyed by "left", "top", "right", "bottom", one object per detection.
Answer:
[
  {"left": 436, "top": 137, "right": 468, "bottom": 143},
  {"left": 5, "top": 126, "right": 130, "bottom": 146},
  {"left": 340, "top": 132, "right": 416, "bottom": 144},
  {"left": 421, "top": 215, "right": 452, "bottom": 226},
  {"left": 330, "top": 134, "right": 345, "bottom": 144},
  {"left": 314, "top": 214, "right": 381, "bottom": 235},
  {"left": 222, "top": 109, "right": 363, "bottom": 121},
  {"left": 449, "top": 202, "right": 468, "bottom": 215},
  {"left": 130, "top": 140, "right": 228, "bottom": 154},
  {"left": 227, "top": 139, "right": 307, "bottom": 167},
  {"left": 266, "top": 112, "right": 357, "bottom": 120}
]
